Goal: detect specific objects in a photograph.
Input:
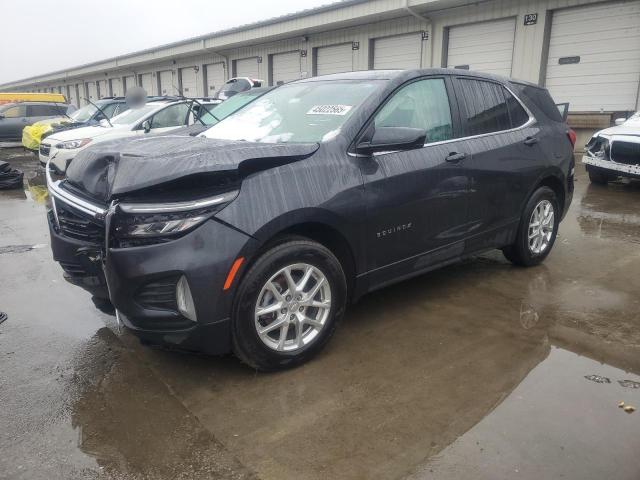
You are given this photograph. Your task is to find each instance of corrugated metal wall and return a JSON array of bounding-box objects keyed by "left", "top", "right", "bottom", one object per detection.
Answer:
[{"left": 6, "top": 0, "right": 637, "bottom": 113}]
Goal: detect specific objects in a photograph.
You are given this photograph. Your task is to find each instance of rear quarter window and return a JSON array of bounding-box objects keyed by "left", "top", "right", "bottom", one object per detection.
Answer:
[{"left": 510, "top": 83, "right": 564, "bottom": 123}]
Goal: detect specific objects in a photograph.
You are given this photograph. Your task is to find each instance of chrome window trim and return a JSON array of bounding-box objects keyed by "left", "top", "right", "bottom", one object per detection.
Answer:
[
  {"left": 119, "top": 190, "right": 238, "bottom": 213},
  {"left": 46, "top": 161, "right": 106, "bottom": 218}
]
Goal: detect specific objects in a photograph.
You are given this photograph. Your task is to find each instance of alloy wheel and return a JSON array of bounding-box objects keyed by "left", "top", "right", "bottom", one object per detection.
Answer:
[
  {"left": 254, "top": 263, "right": 332, "bottom": 352},
  {"left": 528, "top": 200, "right": 555, "bottom": 255}
]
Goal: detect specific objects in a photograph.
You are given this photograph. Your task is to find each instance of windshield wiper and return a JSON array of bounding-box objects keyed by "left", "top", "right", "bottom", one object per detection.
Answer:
[{"left": 83, "top": 98, "right": 113, "bottom": 127}]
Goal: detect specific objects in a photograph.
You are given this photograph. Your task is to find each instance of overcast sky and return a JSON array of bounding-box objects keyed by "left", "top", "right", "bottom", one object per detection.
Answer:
[{"left": 0, "top": 0, "right": 333, "bottom": 84}]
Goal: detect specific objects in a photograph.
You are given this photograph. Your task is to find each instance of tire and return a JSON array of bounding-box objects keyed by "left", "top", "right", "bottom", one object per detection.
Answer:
[
  {"left": 502, "top": 186, "right": 560, "bottom": 267},
  {"left": 588, "top": 168, "right": 610, "bottom": 185},
  {"left": 231, "top": 237, "right": 347, "bottom": 371}
]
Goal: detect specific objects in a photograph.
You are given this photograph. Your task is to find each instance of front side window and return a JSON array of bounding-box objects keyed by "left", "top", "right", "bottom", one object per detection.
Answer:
[
  {"left": 202, "top": 80, "right": 383, "bottom": 143},
  {"left": 149, "top": 103, "right": 190, "bottom": 129},
  {"left": 374, "top": 78, "right": 454, "bottom": 143},
  {"left": 28, "top": 105, "right": 59, "bottom": 117},
  {"left": 456, "top": 79, "right": 511, "bottom": 136}
]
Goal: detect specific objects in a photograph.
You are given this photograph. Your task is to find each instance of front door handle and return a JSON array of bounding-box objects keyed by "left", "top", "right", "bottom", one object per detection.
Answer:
[
  {"left": 524, "top": 136, "right": 538, "bottom": 146},
  {"left": 445, "top": 152, "right": 466, "bottom": 163}
]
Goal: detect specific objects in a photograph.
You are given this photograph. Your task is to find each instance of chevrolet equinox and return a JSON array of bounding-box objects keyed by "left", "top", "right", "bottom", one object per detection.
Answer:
[{"left": 46, "top": 69, "right": 575, "bottom": 370}]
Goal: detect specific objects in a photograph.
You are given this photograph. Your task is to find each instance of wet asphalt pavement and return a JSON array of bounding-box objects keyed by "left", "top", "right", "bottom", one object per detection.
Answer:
[{"left": 1, "top": 148, "right": 639, "bottom": 480}]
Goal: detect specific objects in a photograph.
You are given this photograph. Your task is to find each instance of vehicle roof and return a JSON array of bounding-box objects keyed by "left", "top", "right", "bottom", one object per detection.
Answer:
[{"left": 295, "top": 68, "right": 540, "bottom": 87}]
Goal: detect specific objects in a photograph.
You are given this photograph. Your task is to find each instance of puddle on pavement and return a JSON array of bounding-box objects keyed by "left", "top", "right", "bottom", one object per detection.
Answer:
[{"left": 409, "top": 347, "right": 640, "bottom": 480}]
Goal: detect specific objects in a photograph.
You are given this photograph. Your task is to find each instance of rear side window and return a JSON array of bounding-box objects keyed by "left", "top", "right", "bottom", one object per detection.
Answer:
[
  {"left": 375, "top": 78, "right": 454, "bottom": 143},
  {"left": 511, "top": 84, "right": 563, "bottom": 123},
  {"left": 456, "top": 79, "right": 511, "bottom": 136},
  {"left": 504, "top": 90, "right": 530, "bottom": 128},
  {"left": 28, "top": 105, "right": 59, "bottom": 116}
]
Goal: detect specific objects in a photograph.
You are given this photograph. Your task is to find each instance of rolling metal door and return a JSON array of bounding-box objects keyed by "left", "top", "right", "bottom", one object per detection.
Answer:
[
  {"left": 373, "top": 33, "right": 423, "bottom": 69},
  {"left": 446, "top": 18, "right": 516, "bottom": 77},
  {"left": 234, "top": 57, "right": 260, "bottom": 78},
  {"left": 180, "top": 67, "right": 199, "bottom": 97},
  {"left": 86, "top": 82, "right": 98, "bottom": 102},
  {"left": 205, "top": 63, "right": 225, "bottom": 96},
  {"left": 110, "top": 78, "right": 122, "bottom": 97},
  {"left": 97, "top": 80, "right": 107, "bottom": 99},
  {"left": 272, "top": 51, "right": 301, "bottom": 85},
  {"left": 67, "top": 84, "right": 79, "bottom": 108},
  {"left": 159, "top": 70, "right": 174, "bottom": 96},
  {"left": 123, "top": 75, "right": 136, "bottom": 94},
  {"left": 139, "top": 73, "right": 153, "bottom": 95},
  {"left": 315, "top": 44, "right": 353, "bottom": 76},
  {"left": 545, "top": 1, "right": 640, "bottom": 112}
]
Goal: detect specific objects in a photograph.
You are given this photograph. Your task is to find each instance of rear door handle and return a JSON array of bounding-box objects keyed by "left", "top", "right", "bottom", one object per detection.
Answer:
[
  {"left": 524, "top": 136, "right": 538, "bottom": 146},
  {"left": 445, "top": 152, "right": 466, "bottom": 163}
]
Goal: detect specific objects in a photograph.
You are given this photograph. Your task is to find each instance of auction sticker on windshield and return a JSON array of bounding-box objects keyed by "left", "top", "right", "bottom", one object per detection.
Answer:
[{"left": 307, "top": 105, "right": 352, "bottom": 115}]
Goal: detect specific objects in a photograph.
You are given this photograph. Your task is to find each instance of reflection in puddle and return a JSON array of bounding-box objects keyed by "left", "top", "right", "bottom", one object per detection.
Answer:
[
  {"left": 578, "top": 184, "right": 640, "bottom": 243},
  {"left": 411, "top": 347, "right": 640, "bottom": 480}
]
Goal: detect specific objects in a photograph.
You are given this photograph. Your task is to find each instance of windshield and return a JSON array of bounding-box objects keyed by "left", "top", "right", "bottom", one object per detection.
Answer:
[
  {"left": 202, "top": 81, "right": 382, "bottom": 143},
  {"left": 110, "top": 104, "right": 158, "bottom": 125},
  {"left": 70, "top": 104, "right": 98, "bottom": 122},
  {"left": 198, "top": 91, "right": 266, "bottom": 125}
]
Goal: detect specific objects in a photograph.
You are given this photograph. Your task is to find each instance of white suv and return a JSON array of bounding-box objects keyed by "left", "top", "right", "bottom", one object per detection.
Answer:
[{"left": 40, "top": 99, "right": 217, "bottom": 173}]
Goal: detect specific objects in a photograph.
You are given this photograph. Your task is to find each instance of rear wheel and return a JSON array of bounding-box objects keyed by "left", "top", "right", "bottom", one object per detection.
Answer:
[
  {"left": 231, "top": 238, "right": 347, "bottom": 371},
  {"left": 503, "top": 186, "right": 559, "bottom": 267}
]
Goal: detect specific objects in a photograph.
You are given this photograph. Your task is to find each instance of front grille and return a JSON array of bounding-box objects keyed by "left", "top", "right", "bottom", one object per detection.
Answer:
[
  {"left": 55, "top": 201, "right": 105, "bottom": 245},
  {"left": 40, "top": 143, "right": 51, "bottom": 156},
  {"left": 611, "top": 140, "right": 640, "bottom": 166},
  {"left": 135, "top": 276, "right": 179, "bottom": 311}
]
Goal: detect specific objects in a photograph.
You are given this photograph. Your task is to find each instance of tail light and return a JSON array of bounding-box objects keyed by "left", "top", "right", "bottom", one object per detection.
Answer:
[{"left": 567, "top": 129, "right": 577, "bottom": 149}]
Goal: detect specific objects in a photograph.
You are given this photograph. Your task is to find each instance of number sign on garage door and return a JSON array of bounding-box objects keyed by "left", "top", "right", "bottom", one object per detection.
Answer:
[
  {"left": 179, "top": 67, "right": 199, "bottom": 97},
  {"left": 159, "top": 71, "right": 174, "bottom": 96},
  {"left": 446, "top": 18, "right": 516, "bottom": 77},
  {"left": 272, "top": 51, "right": 301, "bottom": 85},
  {"left": 206, "top": 63, "right": 225, "bottom": 96},
  {"left": 545, "top": 1, "right": 640, "bottom": 112},
  {"left": 235, "top": 58, "right": 260, "bottom": 78},
  {"left": 315, "top": 44, "right": 353, "bottom": 76},
  {"left": 373, "top": 33, "right": 423, "bottom": 69},
  {"left": 139, "top": 73, "right": 154, "bottom": 95}
]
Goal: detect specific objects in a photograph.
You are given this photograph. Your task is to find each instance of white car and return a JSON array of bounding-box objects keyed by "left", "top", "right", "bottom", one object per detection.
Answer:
[
  {"left": 40, "top": 99, "right": 218, "bottom": 173},
  {"left": 583, "top": 112, "right": 640, "bottom": 184}
]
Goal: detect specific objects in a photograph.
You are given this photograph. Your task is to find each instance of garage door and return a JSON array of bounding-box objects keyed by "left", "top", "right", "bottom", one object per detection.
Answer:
[
  {"left": 97, "top": 80, "right": 107, "bottom": 99},
  {"left": 235, "top": 57, "right": 260, "bottom": 78},
  {"left": 159, "top": 71, "right": 174, "bottom": 96},
  {"left": 124, "top": 75, "right": 136, "bottom": 94},
  {"left": 446, "top": 18, "right": 516, "bottom": 77},
  {"left": 110, "top": 78, "right": 122, "bottom": 97},
  {"left": 373, "top": 33, "right": 423, "bottom": 69},
  {"left": 316, "top": 44, "right": 353, "bottom": 76},
  {"left": 67, "top": 85, "right": 79, "bottom": 108},
  {"left": 180, "top": 67, "right": 199, "bottom": 97},
  {"left": 272, "top": 51, "right": 301, "bottom": 85},
  {"left": 205, "top": 63, "right": 225, "bottom": 96},
  {"left": 139, "top": 73, "right": 154, "bottom": 95},
  {"left": 86, "top": 82, "right": 98, "bottom": 102},
  {"left": 545, "top": 1, "right": 640, "bottom": 112}
]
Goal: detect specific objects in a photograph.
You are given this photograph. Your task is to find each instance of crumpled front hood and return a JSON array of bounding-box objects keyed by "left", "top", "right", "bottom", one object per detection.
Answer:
[
  {"left": 595, "top": 124, "right": 640, "bottom": 137},
  {"left": 65, "top": 135, "right": 319, "bottom": 201}
]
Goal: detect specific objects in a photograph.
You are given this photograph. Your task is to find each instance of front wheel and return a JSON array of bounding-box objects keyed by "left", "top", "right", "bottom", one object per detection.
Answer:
[
  {"left": 503, "top": 186, "right": 559, "bottom": 267},
  {"left": 231, "top": 238, "right": 347, "bottom": 371}
]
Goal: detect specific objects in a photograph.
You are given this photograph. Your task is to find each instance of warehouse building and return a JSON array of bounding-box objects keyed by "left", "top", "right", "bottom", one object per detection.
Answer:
[{"left": 1, "top": 0, "right": 639, "bottom": 144}]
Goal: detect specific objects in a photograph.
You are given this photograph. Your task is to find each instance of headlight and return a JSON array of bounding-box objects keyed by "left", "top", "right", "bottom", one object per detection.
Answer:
[
  {"left": 55, "top": 138, "right": 92, "bottom": 149},
  {"left": 113, "top": 190, "right": 238, "bottom": 241}
]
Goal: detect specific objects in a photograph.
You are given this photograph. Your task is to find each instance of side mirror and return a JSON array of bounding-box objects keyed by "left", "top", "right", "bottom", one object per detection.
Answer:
[
  {"left": 356, "top": 127, "right": 426, "bottom": 155},
  {"left": 142, "top": 120, "right": 151, "bottom": 133},
  {"left": 614, "top": 117, "right": 627, "bottom": 126}
]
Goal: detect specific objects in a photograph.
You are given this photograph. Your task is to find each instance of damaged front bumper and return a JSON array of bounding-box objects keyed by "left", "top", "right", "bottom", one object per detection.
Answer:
[
  {"left": 582, "top": 134, "right": 640, "bottom": 178},
  {"left": 46, "top": 163, "right": 257, "bottom": 355}
]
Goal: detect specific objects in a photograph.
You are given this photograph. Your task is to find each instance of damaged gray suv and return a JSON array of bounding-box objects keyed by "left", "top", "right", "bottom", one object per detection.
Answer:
[{"left": 47, "top": 69, "right": 575, "bottom": 370}]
